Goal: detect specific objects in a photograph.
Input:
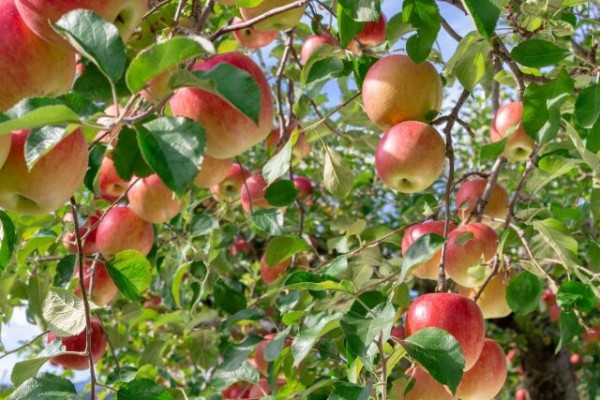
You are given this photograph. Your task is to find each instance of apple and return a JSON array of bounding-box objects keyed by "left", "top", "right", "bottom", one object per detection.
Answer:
[
  {"left": 232, "top": 17, "right": 278, "bottom": 49},
  {"left": 170, "top": 52, "right": 274, "bottom": 159},
  {"left": 300, "top": 33, "right": 335, "bottom": 64},
  {"left": 458, "top": 273, "right": 511, "bottom": 319},
  {"left": 260, "top": 254, "right": 291, "bottom": 285},
  {"left": 0, "top": 129, "right": 88, "bottom": 215},
  {"left": 96, "top": 206, "right": 154, "bottom": 257},
  {"left": 127, "top": 174, "right": 182, "bottom": 224},
  {"left": 516, "top": 388, "right": 528, "bottom": 400},
  {"left": 248, "top": 378, "right": 286, "bottom": 398},
  {"left": 355, "top": 14, "right": 387, "bottom": 48},
  {"left": 445, "top": 222, "right": 498, "bottom": 288},
  {"left": 549, "top": 303, "right": 561, "bottom": 322},
  {"left": 542, "top": 287, "right": 556, "bottom": 305},
  {"left": 140, "top": 70, "right": 174, "bottom": 105},
  {"left": 375, "top": 121, "right": 446, "bottom": 193},
  {"left": 240, "top": 0, "right": 307, "bottom": 32},
  {"left": 230, "top": 238, "right": 251, "bottom": 256},
  {"left": 403, "top": 366, "right": 455, "bottom": 400},
  {"left": 47, "top": 318, "right": 107, "bottom": 370},
  {"left": 506, "top": 348, "right": 518, "bottom": 364},
  {"left": 211, "top": 163, "right": 251, "bottom": 200},
  {"left": 401, "top": 220, "right": 456, "bottom": 280},
  {"left": 241, "top": 174, "right": 272, "bottom": 214},
  {"left": 62, "top": 211, "right": 102, "bottom": 255},
  {"left": 0, "top": 135, "right": 10, "bottom": 169},
  {"left": 583, "top": 326, "right": 599, "bottom": 345},
  {"left": 491, "top": 101, "right": 535, "bottom": 162},
  {"left": 265, "top": 124, "right": 311, "bottom": 164},
  {"left": 195, "top": 156, "right": 234, "bottom": 188},
  {"left": 570, "top": 353, "right": 581, "bottom": 365},
  {"left": 0, "top": 0, "right": 75, "bottom": 112},
  {"left": 221, "top": 382, "right": 251, "bottom": 399},
  {"left": 293, "top": 176, "right": 313, "bottom": 200},
  {"left": 455, "top": 338, "right": 507, "bottom": 400},
  {"left": 15, "top": 0, "right": 147, "bottom": 50},
  {"left": 391, "top": 325, "right": 405, "bottom": 340},
  {"left": 406, "top": 293, "right": 485, "bottom": 371},
  {"left": 254, "top": 333, "right": 276, "bottom": 376},
  {"left": 455, "top": 178, "right": 509, "bottom": 223},
  {"left": 74, "top": 262, "right": 118, "bottom": 306},
  {"left": 98, "top": 156, "right": 129, "bottom": 203},
  {"left": 362, "top": 55, "right": 443, "bottom": 129}
]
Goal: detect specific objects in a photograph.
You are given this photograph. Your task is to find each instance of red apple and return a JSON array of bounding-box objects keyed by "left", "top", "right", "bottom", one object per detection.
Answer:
[
  {"left": 0, "top": 0, "right": 75, "bottom": 112},
  {"left": 266, "top": 124, "right": 311, "bottom": 164},
  {"left": 403, "top": 366, "right": 454, "bottom": 400},
  {"left": 240, "top": 0, "right": 307, "bottom": 32},
  {"left": 293, "top": 176, "right": 313, "bottom": 200},
  {"left": 254, "top": 333, "right": 276, "bottom": 376},
  {"left": 516, "top": 387, "right": 528, "bottom": 400},
  {"left": 62, "top": 211, "right": 102, "bottom": 255},
  {"left": 74, "top": 262, "right": 118, "bottom": 306},
  {"left": 0, "top": 129, "right": 88, "bottom": 215},
  {"left": 406, "top": 293, "right": 485, "bottom": 371},
  {"left": 96, "top": 206, "right": 154, "bottom": 257},
  {"left": 491, "top": 101, "right": 535, "bottom": 162},
  {"left": 241, "top": 174, "right": 272, "bottom": 214},
  {"left": 362, "top": 55, "right": 443, "bottom": 129},
  {"left": 247, "top": 378, "right": 285, "bottom": 398},
  {"left": 455, "top": 178, "right": 509, "bottom": 223},
  {"left": 445, "top": 222, "right": 498, "bottom": 288},
  {"left": 300, "top": 33, "right": 335, "bottom": 64},
  {"left": 391, "top": 325, "right": 405, "bottom": 340},
  {"left": 375, "top": 121, "right": 446, "bottom": 193},
  {"left": 549, "top": 303, "right": 561, "bottom": 322},
  {"left": 221, "top": 382, "right": 251, "bottom": 399},
  {"left": 98, "top": 157, "right": 129, "bottom": 203},
  {"left": 170, "top": 52, "right": 274, "bottom": 159},
  {"left": 195, "top": 156, "right": 234, "bottom": 188},
  {"left": 570, "top": 353, "right": 581, "bottom": 365},
  {"left": 459, "top": 273, "right": 512, "bottom": 319},
  {"left": 583, "top": 326, "right": 600, "bottom": 344},
  {"left": 355, "top": 14, "right": 387, "bottom": 48},
  {"left": 127, "top": 174, "right": 182, "bottom": 224},
  {"left": 15, "top": 0, "right": 147, "bottom": 50},
  {"left": 232, "top": 17, "right": 277, "bottom": 49},
  {"left": 230, "top": 238, "right": 251, "bottom": 256},
  {"left": 260, "top": 254, "right": 291, "bottom": 285},
  {"left": 542, "top": 287, "right": 556, "bottom": 305},
  {"left": 211, "top": 164, "right": 251, "bottom": 201},
  {"left": 455, "top": 338, "right": 507, "bottom": 400},
  {"left": 47, "top": 318, "right": 107, "bottom": 370},
  {"left": 401, "top": 220, "right": 456, "bottom": 280}
]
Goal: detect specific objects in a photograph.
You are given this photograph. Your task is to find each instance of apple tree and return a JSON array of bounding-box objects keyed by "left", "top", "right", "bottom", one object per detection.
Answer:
[{"left": 0, "top": 0, "right": 598, "bottom": 399}]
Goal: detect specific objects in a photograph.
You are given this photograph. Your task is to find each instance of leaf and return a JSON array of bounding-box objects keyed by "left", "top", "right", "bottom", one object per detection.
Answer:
[
  {"left": 402, "top": 0, "right": 441, "bottom": 63},
  {"left": 251, "top": 208, "right": 284, "bottom": 235},
  {"left": 337, "top": 3, "right": 366, "bottom": 48},
  {"left": 511, "top": 39, "right": 570, "bottom": 68},
  {"left": 284, "top": 271, "right": 356, "bottom": 293},
  {"left": 445, "top": 32, "right": 491, "bottom": 93},
  {"left": 169, "top": 63, "right": 261, "bottom": 125},
  {"left": 263, "top": 139, "right": 293, "bottom": 184},
  {"left": 42, "top": 287, "right": 86, "bottom": 337},
  {"left": 575, "top": 84, "right": 600, "bottom": 128},
  {"left": 399, "top": 327, "right": 465, "bottom": 394},
  {"left": 10, "top": 341, "right": 64, "bottom": 387},
  {"left": 52, "top": 255, "right": 77, "bottom": 288},
  {"left": 0, "top": 211, "right": 16, "bottom": 274},
  {"left": 112, "top": 127, "right": 154, "bottom": 180},
  {"left": 264, "top": 327, "right": 292, "bottom": 362},
  {"left": 116, "top": 378, "right": 174, "bottom": 400},
  {"left": 556, "top": 281, "right": 596, "bottom": 312},
  {"left": 386, "top": 12, "right": 413, "bottom": 45},
  {"left": 463, "top": 0, "right": 500, "bottom": 39},
  {"left": 565, "top": 122, "right": 600, "bottom": 177},
  {"left": 291, "top": 312, "right": 342, "bottom": 366},
  {"left": 323, "top": 146, "right": 354, "bottom": 197},
  {"left": 556, "top": 310, "right": 581, "bottom": 353},
  {"left": 522, "top": 70, "right": 573, "bottom": 143},
  {"left": 106, "top": 250, "right": 153, "bottom": 302},
  {"left": 265, "top": 180, "right": 298, "bottom": 207},
  {"left": 126, "top": 37, "right": 214, "bottom": 93},
  {"left": 8, "top": 373, "right": 80, "bottom": 400},
  {"left": 506, "top": 271, "right": 543, "bottom": 314},
  {"left": 212, "top": 361, "right": 259, "bottom": 390},
  {"left": 84, "top": 141, "right": 106, "bottom": 192},
  {"left": 302, "top": 56, "right": 345, "bottom": 89},
  {"left": 328, "top": 382, "right": 372, "bottom": 400},
  {"left": 338, "top": 0, "right": 381, "bottom": 22},
  {"left": 224, "top": 308, "right": 265, "bottom": 330},
  {"left": 265, "top": 236, "right": 310, "bottom": 266},
  {"left": 531, "top": 218, "right": 579, "bottom": 269},
  {"left": 24, "top": 127, "right": 68, "bottom": 170},
  {"left": 399, "top": 233, "right": 446, "bottom": 282},
  {"left": 136, "top": 117, "right": 206, "bottom": 195},
  {"left": 214, "top": 278, "right": 247, "bottom": 314},
  {"left": 479, "top": 137, "right": 508, "bottom": 162}
]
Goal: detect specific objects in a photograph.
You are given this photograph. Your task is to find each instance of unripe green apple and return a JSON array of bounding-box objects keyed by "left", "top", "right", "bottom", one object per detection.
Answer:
[
  {"left": 491, "top": 101, "right": 535, "bottom": 162},
  {"left": 47, "top": 318, "right": 107, "bottom": 370},
  {"left": 240, "top": 0, "right": 307, "bottom": 32}
]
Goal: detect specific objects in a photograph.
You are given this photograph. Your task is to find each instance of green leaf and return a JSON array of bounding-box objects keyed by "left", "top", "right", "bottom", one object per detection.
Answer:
[
  {"left": 84, "top": 142, "right": 106, "bottom": 192},
  {"left": 265, "top": 180, "right": 298, "bottom": 207},
  {"left": 8, "top": 373, "right": 80, "bottom": 400},
  {"left": 302, "top": 55, "right": 345, "bottom": 89},
  {"left": 291, "top": 312, "right": 342, "bottom": 366},
  {"left": 522, "top": 70, "right": 574, "bottom": 142},
  {"left": 531, "top": 218, "right": 579, "bottom": 270},
  {"left": 338, "top": 0, "right": 381, "bottom": 21},
  {"left": 264, "top": 327, "right": 292, "bottom": 362},
  {"left": 136, "top": 117, "right": 206, "bottom": 194},
  {"left": 52, "top": 255, "right": 77, "bottom": 288},
  {"left": 214, "top": 278, "right": 247, "bottom": 314},
  {"left": 506, "top": 271, "right": 543, "bottom": 314},
  {"left": 265, "top": 236, "right": 310, "bottom": 266},
  {"left": 73, "top": 59, "right": 131, "bottom": 102},
  {"left": 126, "top": 37, "right": 214, "bottom": 93},
  {"left": 106, "top": 250, "right": 153, "bottom": 302},
  {"left": 112, "top": 127, "right": 153, "bottom": 181},
  {"left": 575, "top": 84, "right": 600, "bottom": 128},
  {"left": 479, "top": 137, "right": 508, "bottom": 162},
  {"left": 402, "top": 0, "right": 441, "bottom": 63},
  {"left": 116, "top": 378, "right": 174, "bottom": 400},
  {"left": 337, "top": 3, "right": 366, "bottom": 48},
  {"left": 510, "top": 39, "right": 570, "bottom": 68},
  {"left": 556, "top": 281, "right": 596, "bottom": 312},
  {"left": 323, "top": 146, "right": 354, "bottom": 197},
  {"left": 463, "top": 0, "right": 500, "bottom": 39},
  {"left": 340, "top": 292, "right": 395, "bottom": 359},
  {"left": 24, "top": 127, "right": 68, "bottom": 170},
  {"left": 400, "top": 327, "right": 465, "bottom": 394},
  {"left": 556, "top": 310, "right": 581, "bottom": 352},
  {"left": 224, "top": 308, "right": 265, "bottom": 330},
  {"left": 386, "top": 12, "right": 413, "bottom": 45},
  {"left": 169, "top": 63, "right": 260, "bottom": 125},
  {"left": 251, "top": 208, "right": 284, "bottom": 235},
  {"left": 328, "top": 382, "right": 372, "bottom": 400},
  {"left": 52, "top": 10, "right": 126, "bottom": 84},
  {"left": 42, "top": 288, "right": 86, "bottom": 336},
  {"left": 284, "top": 271, "right": 356, "bottom": 293},
  {"left": 10, "top": 341, "right": 64, "bottom": 387},
  {"left": 445, "top": 32, "right": 491, "bottom": 93},
  {"left": 212, "top": 361, "right": 259, "bottom": 390},
  {"left": 263, "top": 139, "right": 293, "bottom": 185},
  {"left": 400, "top": 233, "right": 446, "bottom": 282},
  {"left": 0, "top": 211, "right": 16, "bottom": 274}
]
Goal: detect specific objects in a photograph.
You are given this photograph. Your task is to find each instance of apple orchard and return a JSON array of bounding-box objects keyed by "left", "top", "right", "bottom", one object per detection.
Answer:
[{"left": 0, "top": 0, "right": 598, "bottom": 399}]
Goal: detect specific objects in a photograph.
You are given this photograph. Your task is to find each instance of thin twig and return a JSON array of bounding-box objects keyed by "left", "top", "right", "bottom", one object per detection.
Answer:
[
  {"left": 502, "top": 144, "right": 539, "bottom": 229},
  {"left": 471, "top": 155, "right": 507, "bottom": 223},
  {"left": 0, "top": 330, "right": 48, "bottom": 360},
  {"left": 441, "top": 17, "right": 463, "bottom": 42}
]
